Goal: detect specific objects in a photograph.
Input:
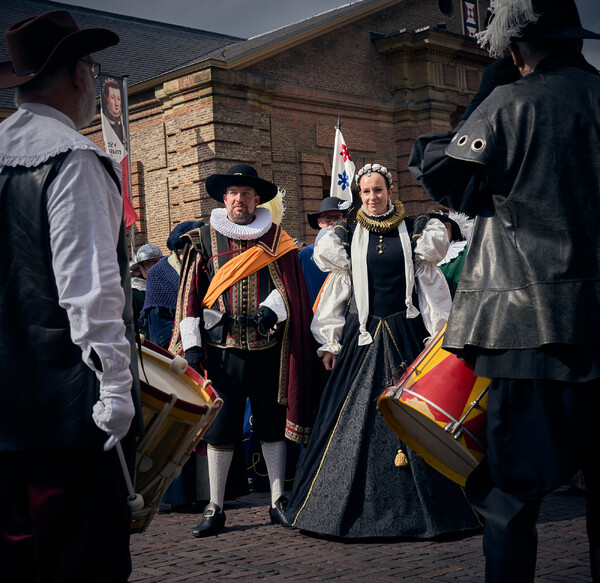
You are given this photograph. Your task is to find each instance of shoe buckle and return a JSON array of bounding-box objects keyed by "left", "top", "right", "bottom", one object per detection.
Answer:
[{"left": 204, "top": 508, "right": 216, "bottom": 517}]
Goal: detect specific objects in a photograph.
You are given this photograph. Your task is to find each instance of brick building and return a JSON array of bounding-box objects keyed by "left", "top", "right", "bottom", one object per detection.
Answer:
[{"left": 1, "top": 0, "right": 492, "bottom": 251}]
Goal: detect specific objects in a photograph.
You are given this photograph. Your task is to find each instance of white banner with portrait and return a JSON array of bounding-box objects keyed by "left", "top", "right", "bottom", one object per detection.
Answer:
[{"left": 99, "top": 73, "right": 137, "bottom": 227}]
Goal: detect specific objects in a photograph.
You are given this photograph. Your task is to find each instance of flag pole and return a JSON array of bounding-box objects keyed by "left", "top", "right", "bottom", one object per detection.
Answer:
[{"left": 330, "top": 118, "right": 340, "bottom": 197}]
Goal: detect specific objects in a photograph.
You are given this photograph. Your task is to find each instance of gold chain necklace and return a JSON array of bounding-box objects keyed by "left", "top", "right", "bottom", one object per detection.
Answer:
[{"left": 356, "top": 200, "right": 405, "bottom": 234}]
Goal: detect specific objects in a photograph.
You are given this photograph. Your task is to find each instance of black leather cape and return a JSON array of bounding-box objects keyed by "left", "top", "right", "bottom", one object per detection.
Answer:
[{"left": 409, "top": 55, "right": 600, "bottom": 355}]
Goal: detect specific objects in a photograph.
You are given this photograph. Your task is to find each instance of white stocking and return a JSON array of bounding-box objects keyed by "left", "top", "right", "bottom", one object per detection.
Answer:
[
  {"left": 261, "top": 440, "right": 286, "bottom": 507},
  {"left": 207, "top": 447, "right": 233, "bottom": 510}
]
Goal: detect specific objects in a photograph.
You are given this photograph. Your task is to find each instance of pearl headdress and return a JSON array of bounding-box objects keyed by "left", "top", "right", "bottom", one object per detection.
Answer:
[{"left": 356, "top": 163, "right": 393, "bottom": 188}]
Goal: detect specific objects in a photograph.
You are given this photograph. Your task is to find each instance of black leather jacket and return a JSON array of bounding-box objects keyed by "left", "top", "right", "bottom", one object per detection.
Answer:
[{"left": 410, "top": 56, "right": 600, "bottom": 353}]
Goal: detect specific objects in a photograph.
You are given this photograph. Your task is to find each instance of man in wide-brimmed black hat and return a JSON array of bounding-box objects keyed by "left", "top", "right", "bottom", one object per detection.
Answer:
[
  {"left": 0, "top": 9, "right": 141, "bottom": 581},
  {"left": 299, "top": 197, "right": 347, "bottom": 304},
  {"left": 169, "top": 163, "right": 318, "bottom": 537},
  {"left": 409, "top": 1, "right": 600, "bottom": 581}
]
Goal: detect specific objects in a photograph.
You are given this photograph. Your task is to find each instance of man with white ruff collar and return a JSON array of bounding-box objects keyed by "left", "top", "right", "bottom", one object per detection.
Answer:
[
  {"left": 169, "top": 164, "right": 316, "bottom": 537},
  {"left": 410, "top": 0, "right": 600, "bottom": 580}
]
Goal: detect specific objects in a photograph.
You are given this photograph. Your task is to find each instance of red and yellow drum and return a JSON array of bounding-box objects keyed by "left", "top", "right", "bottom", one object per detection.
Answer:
[
  {"left": 132, "top": 339, "right": 222, "bottom": 532},
  {"left": 377, "top": 326, "right": 490, "bottom": 486}
]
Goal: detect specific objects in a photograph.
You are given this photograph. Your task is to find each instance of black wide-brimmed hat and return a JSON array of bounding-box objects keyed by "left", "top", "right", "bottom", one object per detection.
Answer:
[
  {"left": 307, "top": 197, "right": 348, "bottom": 230},
  {"left": 478, "top": 0, "right": 600, "bottom": 58},
  {"left": 205, "top": 164, "right": 278, "bottom": 204},
  {"left": 0, "top": 10, "right": 119, "bottom": 89},
  {"left": 520, "top": 0, "right": 600, "bottom": 41}
]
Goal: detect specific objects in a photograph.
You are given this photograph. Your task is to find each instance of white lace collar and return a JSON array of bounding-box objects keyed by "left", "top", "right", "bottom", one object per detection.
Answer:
[
  {"left": 361, "top": 200, "right": 394, "bottom": 218},
  {"left": 438, "top": 240, "right": 468, "bottom": 266},
  {"left": 0, "top": 103, "right": 119, "bottom": 176},
  {"left": 210, "top": 207, "right": 272, "bottom": 240}
]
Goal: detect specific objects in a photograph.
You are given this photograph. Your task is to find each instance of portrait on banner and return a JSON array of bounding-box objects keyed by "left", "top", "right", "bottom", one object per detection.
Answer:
[{"left": 100, "top": 75, "right": 128, "bottom": 157}]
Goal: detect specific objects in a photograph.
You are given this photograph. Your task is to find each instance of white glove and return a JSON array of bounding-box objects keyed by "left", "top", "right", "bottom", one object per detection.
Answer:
[{"left": 92, "top": 388, "right": 135, "bottom": 450}]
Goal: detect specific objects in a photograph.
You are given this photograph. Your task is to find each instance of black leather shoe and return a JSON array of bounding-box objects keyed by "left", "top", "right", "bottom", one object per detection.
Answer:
[
  {"left": 269, "top": 495, "right": 292, "bottom": 528},
  {"left": 192, "top": 503, "right": 225, "bottom": 538}
]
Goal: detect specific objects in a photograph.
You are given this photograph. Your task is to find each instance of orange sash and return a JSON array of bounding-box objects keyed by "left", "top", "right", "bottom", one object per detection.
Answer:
[
  {"left": 312, "top": 273, "right": 331, "bottom": 314},
  {"left": 201, "top": 227, "right": 297, "bottom": 309}
]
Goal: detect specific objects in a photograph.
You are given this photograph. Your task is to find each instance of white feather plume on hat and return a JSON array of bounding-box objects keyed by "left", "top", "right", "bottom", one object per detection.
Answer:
[{"left": 476, "top": 0, "right": 540, "bottom": 58}]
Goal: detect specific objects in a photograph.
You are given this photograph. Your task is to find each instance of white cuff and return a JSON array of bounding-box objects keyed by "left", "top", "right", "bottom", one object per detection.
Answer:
[
  {"left": 98, "top": 368, "right": 133, "bottom": 394},
  {"left": 317, "top": 342, "right": 342, "bottom": 357},
  {"left": 260, "top": 289, "right": 287, "bottom": 322},
  {"left": 180, "top": 316, "right": 202, "bottom": 351}
]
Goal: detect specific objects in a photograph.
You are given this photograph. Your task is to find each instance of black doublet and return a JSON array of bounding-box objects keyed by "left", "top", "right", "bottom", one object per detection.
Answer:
[{"left": 0, "top": 153, "right": 140, "bottom": 450}]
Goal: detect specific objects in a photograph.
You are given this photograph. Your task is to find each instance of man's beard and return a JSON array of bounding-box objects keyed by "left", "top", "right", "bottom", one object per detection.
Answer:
[
  {"left": 74, "top": 71, "right": 97, "bottom": 130},
  {"left": 228, "top": 208, "right": 255, "bottom": 225}
]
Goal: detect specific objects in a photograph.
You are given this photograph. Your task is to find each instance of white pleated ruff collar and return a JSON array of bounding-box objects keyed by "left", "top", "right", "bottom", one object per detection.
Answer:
[{"left": 209, "top": 207, "right": 272, "bottom": 240}]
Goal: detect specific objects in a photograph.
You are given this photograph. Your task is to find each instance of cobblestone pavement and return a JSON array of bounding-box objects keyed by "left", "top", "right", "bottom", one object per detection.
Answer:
[{"left": 129, "top": 486, "right": 591, "bottom": 582}]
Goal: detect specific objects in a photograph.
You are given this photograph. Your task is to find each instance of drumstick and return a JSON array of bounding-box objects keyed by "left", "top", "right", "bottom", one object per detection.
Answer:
[
  {"left": 114, "top": 441, "right": 145, "bottom": 512},
  {"left": 141, "top": 346, "right": 189, "bottom": 375}
]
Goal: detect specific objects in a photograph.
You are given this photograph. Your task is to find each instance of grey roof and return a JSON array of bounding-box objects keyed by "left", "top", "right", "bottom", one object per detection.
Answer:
[
  {"left": 0, "top": 0, "right": 242, "bottom": 109},
  {"left": 177, "top": 0, "right": 378, "bottom": 68},
  {"left": 0, "top": 0, "right": 400, "bottom": 110}
]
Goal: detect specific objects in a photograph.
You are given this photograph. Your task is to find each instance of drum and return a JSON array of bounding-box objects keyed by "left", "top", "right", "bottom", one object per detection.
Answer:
[
  {"left": 132, "top": 339, "right": 222, "bottom": 532},
  {"left": 377, "top": 326, "right": 490, "bottom": 486}
]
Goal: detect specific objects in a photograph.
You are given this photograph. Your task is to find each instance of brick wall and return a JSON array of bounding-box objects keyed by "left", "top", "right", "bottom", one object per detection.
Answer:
[{"left": 90, "top": 0, "right": 491, "bottom": 251}]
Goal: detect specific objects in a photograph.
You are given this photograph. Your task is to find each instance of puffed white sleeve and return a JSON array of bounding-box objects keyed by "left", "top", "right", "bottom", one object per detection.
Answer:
[
  {"left": 310, "top": 227, "right": 352, "bottom": 356},
  {"left": 414, "top": 219, "right": 452, "bottom": 337}
]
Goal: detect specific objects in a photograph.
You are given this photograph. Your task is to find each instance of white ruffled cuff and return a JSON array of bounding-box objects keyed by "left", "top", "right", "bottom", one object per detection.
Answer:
[
  {"left": 180, "top": 316, "right": 202, "bottom": 351},
  {"left": 260, "top": 289, "right": 287, "bottom": 322},
  {"left": 317, "top": 342, "right": 342, "bottom": 357}
]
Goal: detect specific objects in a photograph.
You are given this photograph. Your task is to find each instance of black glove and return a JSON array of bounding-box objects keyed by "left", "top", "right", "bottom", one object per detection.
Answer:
[
  {"left": 333, "top": 219, "right": 350, "bottom": 248},
  {"left": 410, "top": 213, "right": 444, "bottom": 249},
  {"left": 461, "top": 55, "right": 520, "bottom": 122},
  {"left": 185, "top": 347, "right": 206, "bottom": 374},
  {"left": 252, "top": 306, "right": 278, "bottom": 334}
]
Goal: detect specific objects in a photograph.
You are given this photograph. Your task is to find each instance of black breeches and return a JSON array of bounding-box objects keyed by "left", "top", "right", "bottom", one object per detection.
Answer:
[
  {"left": 466, "top": 378, "right": 600, "bottom": 583},
  {"left": 203, "top": 345, "right": 286, "bottom": 446}
]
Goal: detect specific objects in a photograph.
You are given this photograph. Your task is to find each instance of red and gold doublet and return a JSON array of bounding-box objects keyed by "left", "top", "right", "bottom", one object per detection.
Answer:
[{"left": 170, "top": 221, "right": 317, "bottom": 444}]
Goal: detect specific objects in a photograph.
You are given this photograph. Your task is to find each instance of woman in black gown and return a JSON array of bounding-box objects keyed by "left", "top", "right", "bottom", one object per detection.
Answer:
[{"left": 285, "top": 163, "right": 480, "bottom": 538}]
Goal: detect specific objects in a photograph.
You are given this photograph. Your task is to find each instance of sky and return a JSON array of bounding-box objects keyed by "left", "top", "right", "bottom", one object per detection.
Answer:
[{"left": 61, "top": 0, "right": 600, "bottom": 66}]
